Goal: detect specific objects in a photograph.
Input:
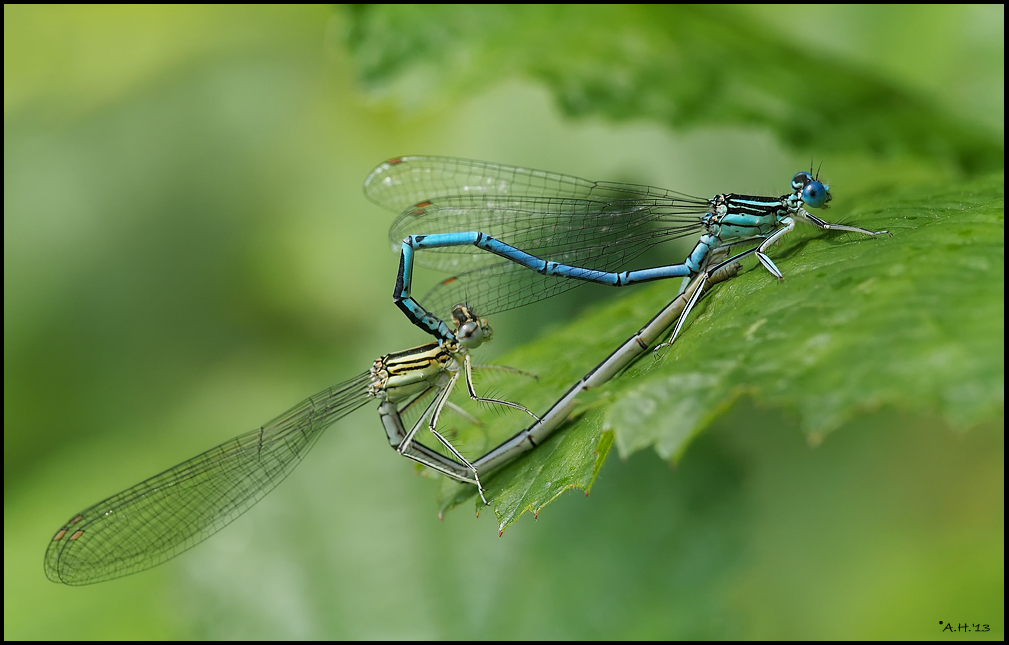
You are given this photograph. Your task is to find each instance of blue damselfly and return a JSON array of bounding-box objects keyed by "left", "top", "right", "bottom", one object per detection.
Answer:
[{"left": 365, "top": 156, "right": 888, "bottom": 344}]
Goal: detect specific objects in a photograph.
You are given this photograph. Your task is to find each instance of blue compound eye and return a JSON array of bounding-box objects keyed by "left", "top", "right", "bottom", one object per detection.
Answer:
[
  {"left": 802, "top": 180, "right": 831, "bottom": 208},
  {"left": 791, "top": 172, "right": 812, "bottom": 192}
]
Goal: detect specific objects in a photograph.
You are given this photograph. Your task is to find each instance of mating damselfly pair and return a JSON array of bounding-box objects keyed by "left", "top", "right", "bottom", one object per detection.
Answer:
[{"left": 44, "top": 156, "right": 888, "bottom": 585}]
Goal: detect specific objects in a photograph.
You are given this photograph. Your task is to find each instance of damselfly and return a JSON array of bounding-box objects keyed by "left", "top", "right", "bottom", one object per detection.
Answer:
[
  {"left": 44, "top": 306, "right": 534, "bottom": 585},
  {"left": 364, "top": 156, "right": 889, "bottom": 344}
]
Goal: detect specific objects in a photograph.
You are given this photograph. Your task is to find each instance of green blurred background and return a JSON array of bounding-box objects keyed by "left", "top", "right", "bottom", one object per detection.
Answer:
[{"left": 4, "top": 5, "right": 1003, "bottom": 638}]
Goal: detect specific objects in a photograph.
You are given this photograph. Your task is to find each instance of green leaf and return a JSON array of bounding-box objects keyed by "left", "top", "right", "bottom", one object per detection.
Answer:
[
  {"left": 438, "top": 172, "right": 1004, "bottom": 532},
  {"left": 343, "top": 5, "right": 1003, "bottom": 172}
]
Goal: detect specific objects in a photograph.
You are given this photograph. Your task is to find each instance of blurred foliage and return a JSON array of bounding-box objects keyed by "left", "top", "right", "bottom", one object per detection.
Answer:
[
  {"left": 5, "top": 4, "right": 1003, "bottom": 640},
  {"left": 346, "top": 5, "right": 1003, "bottom": 172}
]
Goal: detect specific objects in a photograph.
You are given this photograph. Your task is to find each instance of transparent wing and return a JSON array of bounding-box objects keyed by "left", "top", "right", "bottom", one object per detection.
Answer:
[
  {"left": 44, "top": 373, "right": 372, "bottom": 585},
  {"left": 369, "top": 156, "right": 716, "bottom": 329},
  {"left": 389, "top": 194, "right": 706, "bottom": 273},
  {"left": 366, "top": 156, "right": 699, "bottom": 214}
]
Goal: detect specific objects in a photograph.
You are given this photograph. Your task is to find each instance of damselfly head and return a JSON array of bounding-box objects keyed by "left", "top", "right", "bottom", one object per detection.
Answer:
[
  {"left": 791, "top": 171, "right": 832, "bottom": 209},
  {"left": 451, "top": 303, "right": 493, "bottom": 349}
]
